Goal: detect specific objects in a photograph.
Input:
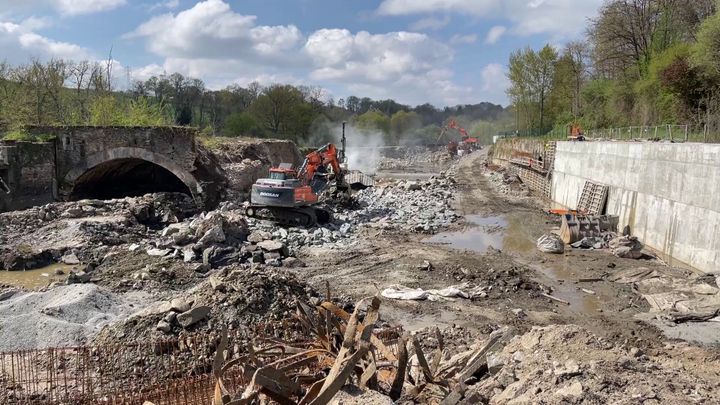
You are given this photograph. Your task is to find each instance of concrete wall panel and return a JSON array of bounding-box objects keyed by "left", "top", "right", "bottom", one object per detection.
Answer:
[{"left": 552, "top": 141, "right": 720, "bottom": 273}]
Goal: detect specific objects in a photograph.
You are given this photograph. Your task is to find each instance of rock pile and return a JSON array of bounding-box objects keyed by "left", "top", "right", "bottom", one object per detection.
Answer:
[
  {"left": 95, "top": 266, "right": 317, "bottom": 343},
  {"left": 376, "top": 149, "right": 453, "bottom": 171},
  {"left": 0, "top": 193, "right": 195, "bottom": 270},
  {"left": 465, "top": 324, "right": 720, "bottom": 403},
  {"left": 485, "top": 169, "right": 531, "bottom": 197}
]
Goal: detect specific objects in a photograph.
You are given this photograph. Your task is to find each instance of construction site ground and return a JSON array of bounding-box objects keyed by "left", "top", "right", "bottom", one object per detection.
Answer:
[
  {"left": 2, "top": 144, "right": 720, "bottom": 403},
  {"left": 295, "top": 150, "right": 720, "bottom": 399}
]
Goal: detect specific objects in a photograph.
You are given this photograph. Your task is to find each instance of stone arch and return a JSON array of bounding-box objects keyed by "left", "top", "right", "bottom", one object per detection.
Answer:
[{"left": 64, "top": 147, "right": 201, "bottom": 203}]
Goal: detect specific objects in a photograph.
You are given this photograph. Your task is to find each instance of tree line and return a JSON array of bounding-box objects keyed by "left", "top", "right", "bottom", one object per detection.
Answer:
[
  {"left": 506, "top": 0, "right": 720, "bottom": 135},
  {"left": 0, "top": 59, "right": 510, "bottom": 146}
]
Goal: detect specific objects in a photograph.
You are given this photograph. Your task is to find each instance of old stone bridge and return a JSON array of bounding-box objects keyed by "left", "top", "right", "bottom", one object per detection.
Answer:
[{"left": 0, "top": 126, "right": 225, "bottom": 212}]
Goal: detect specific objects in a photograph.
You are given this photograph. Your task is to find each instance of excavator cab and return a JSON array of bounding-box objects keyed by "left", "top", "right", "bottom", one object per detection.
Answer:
[{"left": 269, "top": 163, "right": 297, "bottom": 181}]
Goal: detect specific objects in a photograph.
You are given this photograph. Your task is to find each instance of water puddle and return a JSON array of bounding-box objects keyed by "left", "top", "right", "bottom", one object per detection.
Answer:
[
  {"left": 0, "top": 264, "right": 72, "bottom": 289},
  {"left": 425, "top": 214, "right": 535, "bottom": 254},
  {"left": 529, "top": 259, "right": 601, "bottom": 313}
]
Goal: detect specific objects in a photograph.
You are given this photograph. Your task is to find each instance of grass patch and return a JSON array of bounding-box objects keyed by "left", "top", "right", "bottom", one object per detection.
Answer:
[{"left": 2, "top": 130, "right": 55, "bottom": 142}]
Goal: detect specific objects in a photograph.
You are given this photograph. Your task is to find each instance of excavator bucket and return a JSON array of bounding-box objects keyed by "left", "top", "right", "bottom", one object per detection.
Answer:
[{"left": 559, "top": 214, "right": 619, "bottom": 244}]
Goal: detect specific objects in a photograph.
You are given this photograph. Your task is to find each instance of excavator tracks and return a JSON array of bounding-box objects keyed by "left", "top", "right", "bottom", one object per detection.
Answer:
[{"left": 245, "top": 205, "right": 330, "bottom": 227}]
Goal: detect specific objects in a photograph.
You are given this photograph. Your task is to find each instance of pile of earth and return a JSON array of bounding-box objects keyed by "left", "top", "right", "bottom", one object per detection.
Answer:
[
  {"left": 94, "top": 266, "right": 322, "bottom": 345},
  {"left": 483, "top": 167, "right": 532, "bottom": 198},
  {"left": 0, "top": 284, "right": 153, "bottom": 351},
  {"left": 208, "top": 138, "right": 303, "bottom": 201},
  {"left": 465, "top": 324, "right": 720, "bottom": 404}
]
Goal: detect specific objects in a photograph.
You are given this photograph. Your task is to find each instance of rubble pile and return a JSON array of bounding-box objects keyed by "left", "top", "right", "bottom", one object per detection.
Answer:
[
  {"left": 465, "top": 324, "right": 720, "bottom": 404},
  {"left": 0, "top": 193, "right": 195, "bottom": 270},
  {"left": 95, "top": 266, "right": 317, "bottom": 344},
  {"left": 345, "top": 173, "right": 460, "bottom": 233},
  {"left": 376, "top": 148, "right": 452, "bottom": 171},
  {"left": 484, "top": 168, "right": 532, "bottom": 197}
]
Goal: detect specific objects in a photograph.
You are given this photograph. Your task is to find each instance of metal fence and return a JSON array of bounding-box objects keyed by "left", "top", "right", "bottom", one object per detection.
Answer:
[
  {"left": 502, "top": 124, "right": 720, "bottom": 143},
  {"left": 0, "top": 330, "right": 261, "bottom": 404}
]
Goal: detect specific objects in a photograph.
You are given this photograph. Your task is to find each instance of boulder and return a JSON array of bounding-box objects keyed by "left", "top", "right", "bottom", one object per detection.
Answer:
[
  {"left": 197, "top": 226, "right": 225, "bottom": 247},
  {"left": 177, "top": 306, "right": 211, "bottom": 329},
  {"left": 147, "top": 248, "right": 171, "bottom": 257},
  {"left": 203, "top": 246, "right": 240, "bottom": 268},
  {"left": 170, "top": 298, "right": 192, "bottom": 313},
  {"left": 61, "top": 253, "right": 80, "bottom": 265},
  {"left": 248, "top": 231, "right": 272, "bottom": 243},
  {"left": 156, "top": 320, "right": 172, "bottom": 334},
  {"left": 257, "top": 240, "right": 284, "bottom": 252},
  {"left": 209, "top": 275, "right": 226, "bottom": 292}
]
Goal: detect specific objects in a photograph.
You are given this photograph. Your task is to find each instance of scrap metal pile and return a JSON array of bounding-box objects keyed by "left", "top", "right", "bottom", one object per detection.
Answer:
[{"left": 210, "top": 296, "right": 509, "bottom": 405}]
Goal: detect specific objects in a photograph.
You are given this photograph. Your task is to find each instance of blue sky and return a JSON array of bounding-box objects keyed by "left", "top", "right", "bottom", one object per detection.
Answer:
[{"left": 0, "top": 0, "right": 604, "bottom": 107}]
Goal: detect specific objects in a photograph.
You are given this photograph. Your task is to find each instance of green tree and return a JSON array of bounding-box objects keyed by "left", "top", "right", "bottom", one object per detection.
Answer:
[
  {"left": 125, "top": 97, "right": 171, "bottom": 126},
  {"left": 250, "top": 84, "right": 305, "bottom": 139},
  {"left": 390, "top": 110, "right": 422, "bottom": 143},
  {"left": 89, "top": 95, "right": 123, "bottom": 126},
  {"left": 356, "top": 110, "right": 390, "bottom": 136},
  {"left": 223, "top": 112, "right": 262, "bottom": 137}
]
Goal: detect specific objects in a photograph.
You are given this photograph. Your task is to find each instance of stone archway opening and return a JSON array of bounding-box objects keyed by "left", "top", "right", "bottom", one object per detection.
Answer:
[{"left": 69, "top": 158, "right": 193, "bottom": 201}]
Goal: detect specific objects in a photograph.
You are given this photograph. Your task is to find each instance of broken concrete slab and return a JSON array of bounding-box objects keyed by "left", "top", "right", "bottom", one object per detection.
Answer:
[{"left": 177, "top": 306, "right": 210, "bottom": 329}]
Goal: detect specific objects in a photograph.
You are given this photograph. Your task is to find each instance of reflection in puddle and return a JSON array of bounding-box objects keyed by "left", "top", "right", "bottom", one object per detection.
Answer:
[
  {"left": 0, "top": 264, "right": 72, "bottom": 289},
  {"left": 424, "top": 214, "right": 534, "bottom": 254}
]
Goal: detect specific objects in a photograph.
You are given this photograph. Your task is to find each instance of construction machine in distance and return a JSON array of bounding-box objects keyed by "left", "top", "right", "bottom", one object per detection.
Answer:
[
  {"left": 436, "top": 119, "right": 480, "bottom": 156},
  {"left": 245, "top": 123, "right": 372, "bottom": 227}
]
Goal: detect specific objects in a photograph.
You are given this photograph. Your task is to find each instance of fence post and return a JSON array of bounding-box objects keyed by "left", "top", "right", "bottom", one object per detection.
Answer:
[
  {"left": 654, "top": 126, "right": 658, "bottom": 139},
  {"left": 668, "top": 124, "right": 673, "bottom": 141},
  {"left": 685, "top": 125, "right": 689, "bottom": 142},
  {"left": 704, "top": 123, "right": 708, "bottom": 143}
]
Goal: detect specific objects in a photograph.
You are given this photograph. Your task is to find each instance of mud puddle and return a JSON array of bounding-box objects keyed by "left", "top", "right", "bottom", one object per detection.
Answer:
[
  {"left": 0, "top": 264, "right": 72, "bottom": 289},
  {"left": 528, "top": 259, "right": 601, "bottom": 313},
  {"left": 424, "top": 214, "right": 535, "bottom": 254}
]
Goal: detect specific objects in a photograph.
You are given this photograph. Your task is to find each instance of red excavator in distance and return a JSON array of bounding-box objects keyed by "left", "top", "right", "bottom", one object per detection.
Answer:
[
  {"left": 245, "top": 123, "right": 364, "bottom": 226},
  {"left": 436, "top": 119, "right": 479, "bottom": 156}
]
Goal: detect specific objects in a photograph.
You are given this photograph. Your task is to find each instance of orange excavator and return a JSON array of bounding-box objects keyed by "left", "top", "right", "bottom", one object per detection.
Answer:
[
  {"left": 245, "top": 123, "right": 371, "bottom": 226},
  {"left": 437, "top": 119, "right": 479, "bottom": 156}
]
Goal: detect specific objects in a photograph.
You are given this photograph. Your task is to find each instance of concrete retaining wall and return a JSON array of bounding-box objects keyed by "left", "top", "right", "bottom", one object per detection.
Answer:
[{"left": 552, "top": 141, "right": 720, "bottom": 273}]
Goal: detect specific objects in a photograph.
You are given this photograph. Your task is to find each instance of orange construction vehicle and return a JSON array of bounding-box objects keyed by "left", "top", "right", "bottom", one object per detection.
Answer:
[
  {"left": 437, "top": 119, "right": 479, "bottom": 153},
  {"left": 245, "top": 143, "right": 349, "bottom": 226},
  {"left": 568, "top": 123, "right": 585, "bottom": 141},
  {"left": 245, "top": 123, "right": 372, "bottom": 226}
]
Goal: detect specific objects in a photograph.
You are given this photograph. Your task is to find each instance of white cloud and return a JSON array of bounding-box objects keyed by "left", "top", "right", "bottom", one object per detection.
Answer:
[
  {"left": 19, "top": 16, "right": 53, "bottom": 30},
  {"left": 480, "top": 63, "right": 509, "bottom": 105},
  {"left": 0, "top": 20, "right": 90, "bottom": 63},
  {"left": 127, "top": 0, "right": 302, "bottom": 62},
  {"left": 305, "top": 29, "right": 450, "bottom": 84},
  {"left": 304, "top": 29, "right": 471, "bottom": 105},
  {"left": 484, "top": 25, "right": 506, "bottom": 44},
  {"left": 148, "top": 0, "right": 179, "bottom": 12},
  {"left": 450, "top": 34, "right": 477, "bottom": 45},
  {"left": 377, "top": 0, "right": 602, "bottom": 38},
  {"left": 408, "top": 15, "right": 450, "bottom": 31},
  {"left": 54, "top": 0, "right": 127, "bottom": 16},
  {"left": 124, "top": 0, "right": 476, "bottom": 106}
]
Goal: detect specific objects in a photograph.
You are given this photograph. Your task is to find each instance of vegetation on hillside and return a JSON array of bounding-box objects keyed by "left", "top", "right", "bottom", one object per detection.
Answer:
[
  {"left": 506, "top": 0, "right": 720, "bottom": 135},
  {"left": 0, "top": 59, "right": 511, "bottom": 146}
]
